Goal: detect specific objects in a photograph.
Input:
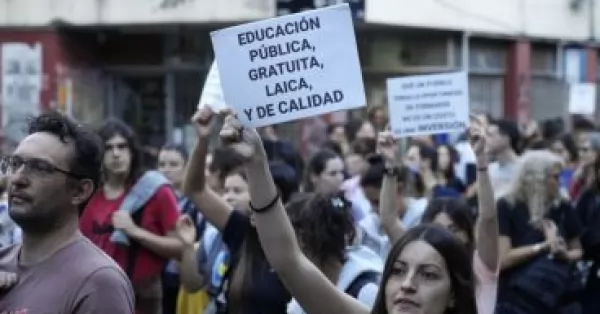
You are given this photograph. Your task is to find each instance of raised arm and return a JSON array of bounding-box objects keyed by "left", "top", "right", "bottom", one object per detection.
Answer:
[
  {"left": 182, "top": 108, "right": 233, "bottom": 231},
  {"left": 377, "top": 131, "right": 405, "bottom": 243},
  {"left": 219, "top": 114, "right": 368, "bottom": 314},
  {"left": 174, "top": 215, "right": 206, "bottom": 292},
  {"left": 470, "top": 116, "right": 499, "bottom": 272}
]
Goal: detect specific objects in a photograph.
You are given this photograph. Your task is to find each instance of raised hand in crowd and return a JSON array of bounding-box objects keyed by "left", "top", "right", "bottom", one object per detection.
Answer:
[
  {"left": 218, "top": 113, "right": 369, "bottom": 314},
  {"left": 469, "top": 114, "right": 500, "bottom": 272},
  {"left": 376, "top": 131, "right": 405, "bottom": 243}
]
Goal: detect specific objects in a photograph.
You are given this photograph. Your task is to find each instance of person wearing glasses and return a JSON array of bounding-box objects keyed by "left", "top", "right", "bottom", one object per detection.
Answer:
[{"left": 0, "top": 111, "right": 134, "bottom": 313}]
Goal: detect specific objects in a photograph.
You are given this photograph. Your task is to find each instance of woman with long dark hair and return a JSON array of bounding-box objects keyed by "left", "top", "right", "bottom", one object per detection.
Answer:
[
  {"left": 180, "top": 108, "right": 292, "bottom": 314},
  {"left": 377, "top": 117, "right": 499, "bottom": 314},
  {"left": 212, "top": 111, "right": 477, "bottom": 314}
]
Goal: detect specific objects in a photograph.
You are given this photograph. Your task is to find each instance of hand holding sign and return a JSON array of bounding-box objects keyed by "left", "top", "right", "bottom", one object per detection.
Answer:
[
  {"left": 219, "top": 113, "right": 266, "bottom": 164},
  {"left": 191, "top": 107, "right": 216, "bottom": 138}
]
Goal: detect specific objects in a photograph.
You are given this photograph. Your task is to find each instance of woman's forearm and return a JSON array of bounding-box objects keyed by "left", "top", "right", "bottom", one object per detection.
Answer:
[
  {"left": 244, "top": 157, "right": 302, "bottom": 269},
  {"left": 182, "top": 137, "right": 209, "bottom": 195},
  {"left": 379, "top": 176, "right": 404, "bottom": 244}
]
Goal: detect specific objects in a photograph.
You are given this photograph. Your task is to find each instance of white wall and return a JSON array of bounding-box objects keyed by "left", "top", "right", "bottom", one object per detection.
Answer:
[
  {"left": 0, "top": 0, "right": 274, "bottom": 26},
  {"left": 366, "top": 0, "right": 596, "bottom": 41},
  {"left": 2, "top": 0, "right": 600, "bottom": 43}
]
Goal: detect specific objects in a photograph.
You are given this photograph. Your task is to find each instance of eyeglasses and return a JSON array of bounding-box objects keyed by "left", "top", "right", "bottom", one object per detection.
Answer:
[{"left": 0, "top": 155, "right": 82, "bottom": 179}]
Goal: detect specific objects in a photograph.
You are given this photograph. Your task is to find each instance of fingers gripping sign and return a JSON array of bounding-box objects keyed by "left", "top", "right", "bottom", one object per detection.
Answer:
[{"left": 219, "top": 113, "right": 266, "bottom": 164}]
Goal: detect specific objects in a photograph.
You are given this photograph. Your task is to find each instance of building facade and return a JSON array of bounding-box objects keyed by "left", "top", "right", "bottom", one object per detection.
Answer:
[{"left": 0, "top": 0, "right": 598, "bottom": 153}]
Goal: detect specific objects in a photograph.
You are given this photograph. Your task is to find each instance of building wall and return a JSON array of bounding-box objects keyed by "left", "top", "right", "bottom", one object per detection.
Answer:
[
  {"left": 1, "top": 0, "right": 598, "bottom": 42},
  {"left": 366, "top": 0, "right": 595, "bottom": 41},
  {"left": 0, "top": 31, "right": 60, "bottom": 151},
  {"left": 0, "top": 0, "right": 274, "bottom": 26}
]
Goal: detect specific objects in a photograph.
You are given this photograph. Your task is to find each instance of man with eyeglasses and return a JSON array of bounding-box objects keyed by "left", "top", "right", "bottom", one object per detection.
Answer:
[{"left": 0, "top": 111, "right": 134, "bottom": 313}]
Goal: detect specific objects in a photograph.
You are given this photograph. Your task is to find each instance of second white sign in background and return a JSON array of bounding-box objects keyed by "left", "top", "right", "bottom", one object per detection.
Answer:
[{"left": 387, "top": 71, "right": 470, "bottom": 138}]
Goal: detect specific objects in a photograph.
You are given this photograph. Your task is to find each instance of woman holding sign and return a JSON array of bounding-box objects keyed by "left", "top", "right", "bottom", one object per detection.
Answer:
[
  {"left": 181, "top": 108, "right": 291, "bottom": 314},
  {"left": 214, "top": 111, "right": 477, "bottom": 314}
]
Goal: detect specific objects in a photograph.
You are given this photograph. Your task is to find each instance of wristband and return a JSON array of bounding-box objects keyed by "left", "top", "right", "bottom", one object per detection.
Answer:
[{"left": 249, "top": 193, "right": 280, "bottom": 213}]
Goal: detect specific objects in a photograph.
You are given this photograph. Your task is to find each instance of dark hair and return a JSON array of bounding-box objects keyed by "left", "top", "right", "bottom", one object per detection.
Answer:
[
  {"left": 286, "top": 192, "right": 355, "bottom": 265},
  {"left": 160, "top": 143, "right": 189, "bottom": 162},
  {"left": 28, "top": 111, "right": 103, "bottom": 209},
  {"left": 421, "top": 198, "right": 475, "bottom": 253},
  {"left": 97, "top": 118, "right": 144, "bottom": 185},
  {"left": 209, "top": 147, "right": 246, "bottom": 183},
  {"left": 360, "top": 155, "right": 408, "bottom": 189},
  {"left": 269, "top": 160, "right": 299, "bottom": 203},
  {"left": 526, "top": 140, "right": 550, "bottom": 151},
  {"left": 572, "top": 115, "right": 596, "bottom": 133},
  {"left": 437, "top": 144, "right": 459, "bottom": 182},
  {"left": 489, "top": 118, "right": 520, "bottom": 153},
  {"left": 323, "top": 140, "right": 343, "bottom": 156},
  {"left": 371, "top": 224, "right": 476, "bottom": 314},
  {"left": 413, "top": 142, "right": 438, "bottom": 173},
  {"left": 555, "top": 133, "right": 579, "bottom": 163},
  {"left": 350, "top": 138, "right": 377, "bottom": 158},
  {"left": 262, "top": 139, "right": 304, "bottom": 181},
  {"left": 305, "top": 149, "right": 341, "bottom": 192},
  {"left": 227, "top": 219, "right": 264, "bottom": 312},
  {"left": 326, "top": 123, "right": 344, "bottom": 136}
]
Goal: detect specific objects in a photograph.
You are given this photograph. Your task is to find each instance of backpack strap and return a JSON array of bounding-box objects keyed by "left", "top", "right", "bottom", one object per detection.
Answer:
[
  {"left": 111, "top": 170, "right": 170, "bottom": 245},
  {"left": 346, "top": 271, "right": 381, "bottom": 299},
  {"left": 126, "top": 205, "right": 147, "bottom": 279}
]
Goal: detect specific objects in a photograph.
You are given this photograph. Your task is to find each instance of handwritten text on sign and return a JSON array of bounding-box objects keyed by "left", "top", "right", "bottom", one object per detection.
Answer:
[
  {"left": 210, "top": 4, "right": 365, "bottom": 127},
  {"left": 387, "top": 72, "right": 469, "bottom": 138}
]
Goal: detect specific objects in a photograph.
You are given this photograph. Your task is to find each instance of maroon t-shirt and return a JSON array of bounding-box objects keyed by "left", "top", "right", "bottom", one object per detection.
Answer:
[{"left": 0, "top": 237, "right": 134, "bottom": 314}]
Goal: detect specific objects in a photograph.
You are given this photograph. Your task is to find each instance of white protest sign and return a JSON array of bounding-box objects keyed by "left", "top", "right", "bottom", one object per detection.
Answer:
[
  {"left": 198, "top": 61, "right": 228, "bottom": 112},
  {"left": 568, "top": 82, "right": 596, "bottom": 115},
  {"left": 387, "top": 71, "right": 469, "bottom": 138},
  {"left": 210, "top": 3, "right": 365, "bottom": 127}
]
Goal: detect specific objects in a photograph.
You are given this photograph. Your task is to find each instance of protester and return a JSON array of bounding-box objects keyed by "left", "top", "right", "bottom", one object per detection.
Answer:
[
  {"left": 0, "top": 111, "right": 134, "bottom": 313},
  {"left": 575, "top": 151, "right": 600, "bottom": 314},
  {"left": 157, "top": 143, "right": 209, "bottom": 314},
  {"left": 212, "top": 111, "right": 477, "bottom": 314},
  {"left": 378, "top": 116, "right": 499, "bottom": 314},
  {"left": 356, "top": 158, "right": 426, "bottom": 258},
  {"left": 496, "top": 150, "right": 583, "bottom": 314},
  {"left": 285, "top": 191, "right": 383, "bottom": 314},
  {"left": 486, "top": 118, "right": 521, "bottom": 195},
  {"left": 305, "top": 148, "right": 367, "bottom": 222},
  {"left": 181, "top": 108, "right": 291, "bottom": 314},
  {"left": 404, "top": 142, "right": 439, "bottom": 197},
  {"left": 80, "top": 119, "right": 183, "bottom": 314},
  {"left": 550, "top": 133, "right": 579, "bottom": 193},
  {"left": 435, "top": 144, "right": 466, "bottom": 196}
]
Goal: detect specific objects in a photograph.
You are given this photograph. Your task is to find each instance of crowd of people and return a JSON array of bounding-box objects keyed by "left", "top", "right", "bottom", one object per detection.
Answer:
[{"left": 0, "top": 106, "right": 599, "bottom": 314}]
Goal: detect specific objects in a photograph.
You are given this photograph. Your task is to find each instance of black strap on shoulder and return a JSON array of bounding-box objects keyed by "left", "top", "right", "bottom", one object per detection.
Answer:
[
  {"left": 125, "top": 206, "right": 146, "bottom": 279},
  {"left": 346, "top": 271, "right": 380, "bottom": 299}
]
